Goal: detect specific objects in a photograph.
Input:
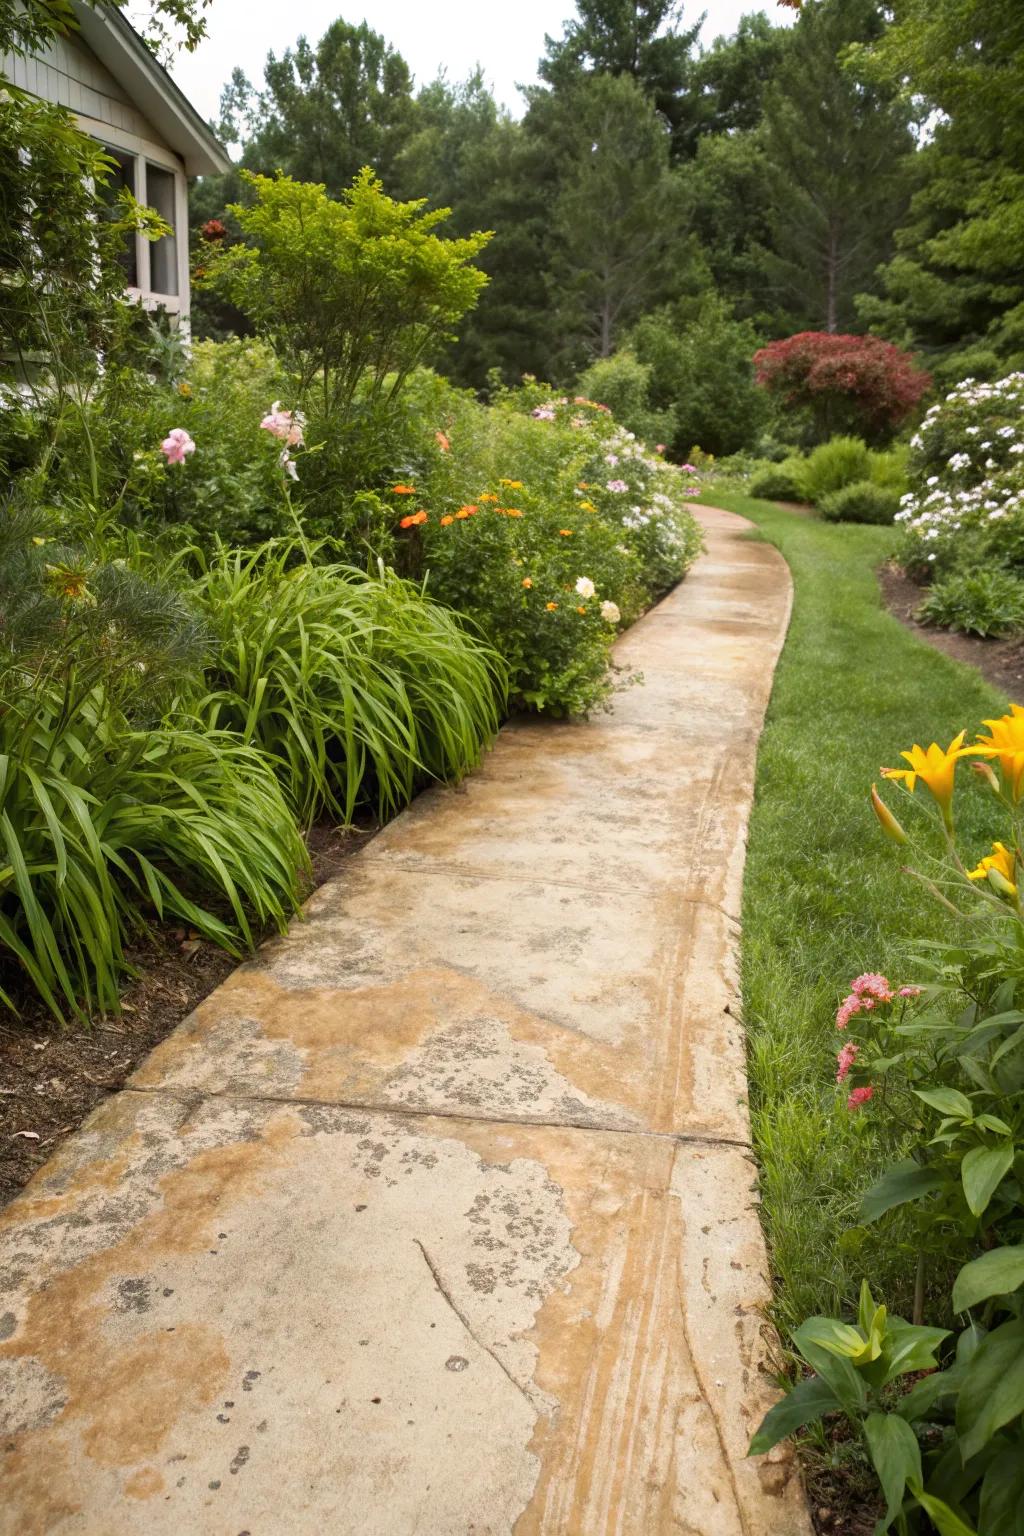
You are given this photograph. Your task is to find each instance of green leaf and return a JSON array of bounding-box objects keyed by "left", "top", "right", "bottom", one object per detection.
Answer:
[
  {"left": 978, "top": 1447, "right": 1024, "bottom": 1535},
  {"left": 883, "top": 1317, "right": 951, "bottom": 1382},
  {"left": 793, "top": 1334, "right": 869, "bottom": 1416},
  {"left": 861, "top": 1160, "right": 947, "bottom": 1224},
  {"left": 897, "top": 1363, "right": 962, "bottom": 1421},
  {"left": 953, "top": 1247, "right": 1024, "bottom": 1313},
  {"left": 796, "top": 1316, "right": 868, "bottom": 1359},
  {"left": 864, "top": 1412, "right": 921, "bottom": 1529},
  {"left": 956, "top": 1319, "right": 1024, "bottom": 1462},
  {"left": 961, "top": 1142, "right": 1014, "bottom": 1218},
  {"left": 914, "top": 1492, "right": 978, "bottom": 1536},
  {"left": 915, "top": 1087, "right": 974, "bottom": 1119},
  {"left": 747, "top": 1374, "right": 841, "bottom": 1456}
]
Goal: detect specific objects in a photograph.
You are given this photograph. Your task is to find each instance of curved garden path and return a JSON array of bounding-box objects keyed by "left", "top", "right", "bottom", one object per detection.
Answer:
[{"left": 0, "top": 505, "right": 810, "bottom": 1535}]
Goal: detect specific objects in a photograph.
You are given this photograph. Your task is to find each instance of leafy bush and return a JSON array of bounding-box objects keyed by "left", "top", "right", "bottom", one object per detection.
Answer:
[
  {"left": 803, "top": 435, "right": 872, "bottom": 504},
  {"left": 819, "top": 480, "right": 900, "bottom": 526},
  {"left": 574, "top": 351, "right": 675, "bottom": 449},
  {"left": 749, "top": 459, "right": 808, "bottom": 502},
  {"left": 754, "top": 332, "right": 932, "bottom": 445},
  {"left": 915, "top": 568, "right": 1024, "bottom": 637},
  {"left": 868, "top": 445, "right": 909, "bottom": 496},
  {"left": 393, "top": 378, "right": 703, "bottom": 713},
  {"left": 195, "top": 542, "right": 506, "bottom": 823},
  {"left": 0, "top": 511, "right": 305, "bottom": 1019},
  {"left": 896, "top": 373, "right": 1024, "bottom": 581}
]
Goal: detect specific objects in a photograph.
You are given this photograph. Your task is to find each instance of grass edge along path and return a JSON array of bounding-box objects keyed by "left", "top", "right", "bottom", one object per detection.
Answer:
[{"left": 700, "top": 490, "right": 1009, "bottom": 1334}]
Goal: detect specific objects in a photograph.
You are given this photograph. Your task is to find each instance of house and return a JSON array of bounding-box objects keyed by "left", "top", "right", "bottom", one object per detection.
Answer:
[{"left": 2, "top": 2, "right": 231, "bottom": 325}]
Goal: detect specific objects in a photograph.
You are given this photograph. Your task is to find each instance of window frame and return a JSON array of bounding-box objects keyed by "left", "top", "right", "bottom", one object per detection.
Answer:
[{"left": 81, "top": 117, "right": 189, "bottom": 315}]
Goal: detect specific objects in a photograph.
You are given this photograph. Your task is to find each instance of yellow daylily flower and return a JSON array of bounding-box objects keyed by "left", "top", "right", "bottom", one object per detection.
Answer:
[
  {"left": 967, "top": 841, "right": 1018, "bottom": 894},
  {"left": 880, "top": 731, "right": 968, "bottom": 829},
  {"left": 969, "top": 705, "right": 1024, "bottom": 801}
]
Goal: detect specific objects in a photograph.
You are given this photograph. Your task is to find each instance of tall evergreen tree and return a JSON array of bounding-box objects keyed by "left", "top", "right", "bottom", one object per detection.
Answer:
[
  {"left": 755, "top": 0, "right": 915, "bottom": 334},
  {"left": 538, "top": 1, "right": 701, "bottom": 157}
]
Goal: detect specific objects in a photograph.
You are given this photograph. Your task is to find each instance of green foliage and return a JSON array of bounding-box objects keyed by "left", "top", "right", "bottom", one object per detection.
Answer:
[
  {"left": 202, "top": 170, "right": 491, "bottom": 419},
  {"left": 630, "top": 295, "right": 768, "bottom": 456},
  {"left": 574, "top": 351, "right": 674, "bottom": 448},
  {"left": 819, "top": 480, "right": 900, "bottom": 527},
  {"left": 195, "top": 542, "right": 506, "bottom": 825},
  {"left": 917, "top": 570, "right": 1024, "bottom": 638},
  {"left": 748, "top": 460, "right": 808, "bottom": 502},
  {"left": 0, "top": 508, "right": 304, "bottom": 1019},
  {"left": 803, "top": 436, "right": 872, "bottom": 505},
  {"left": 869, "top": 447, "right": 910, "bottom": 497}
]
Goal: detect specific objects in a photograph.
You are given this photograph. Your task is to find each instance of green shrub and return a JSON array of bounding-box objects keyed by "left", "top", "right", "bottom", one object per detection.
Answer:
[
  {"left": 915, "top": 567, "right": 1024, "bottom": 637},
  {"left": 749, "top": 459, "right": 808, "bottom": 502},
  {"left": 196, "top": 542, "right": 506, "bottom": 824},
  {"left": 574, "top": 351, "right": 675, "bottom": 448},
  {"left": 867, "top": 444, "right": 909, "bottom": 496},
  {"left": 818, "top": 479, "right": 899, "bottom": 525},
  {"left": 400, "top": 378, "right": 703, "bottom": 713},
  {"left": 0, "top": 508, "right": 305, "bottom": 1019},
  {"left": 803, "top": 435, "right": 872, "bottom": 504}
]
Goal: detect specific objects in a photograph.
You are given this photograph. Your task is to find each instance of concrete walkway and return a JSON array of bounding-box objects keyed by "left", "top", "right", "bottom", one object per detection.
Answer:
[{"left": 0, "top": 505, "right": 810, "bottom": 1536}]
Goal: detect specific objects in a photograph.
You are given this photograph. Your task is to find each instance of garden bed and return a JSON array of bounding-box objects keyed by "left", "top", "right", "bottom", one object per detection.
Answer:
[
  {"left": 0, "top": 820, "right": 375, "bottom": 1209},
  {"left": 877, "top": 559, "right": 1024, "bottom": 698}
]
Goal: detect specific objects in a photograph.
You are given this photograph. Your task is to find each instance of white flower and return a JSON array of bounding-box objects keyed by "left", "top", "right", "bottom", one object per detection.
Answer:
[
  {"left": 575, "top": 576, "right": 596, "bottom": 599},
  {"left": 600, "top": 600, "right": 621, "bottom": 624}
]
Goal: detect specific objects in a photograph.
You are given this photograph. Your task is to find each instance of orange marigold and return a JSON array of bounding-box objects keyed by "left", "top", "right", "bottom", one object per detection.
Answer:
[
  {"left": 440, "top": 515, "right": 454, "bottom": 526},
  {"left": 392, "top": 483, "right": 417, "bottom": 495},
  {"left": 457, "top": 504, "right": 478, "bottom": 516},
  {"left": 502, "top": 507, "right": 523, "bottom": 518},
  {"left": 558, "top": 529, "right": 573, "bottom": 537},
  {"left": 400, "top": 510, "right": 429, "bottom": 528},
  {"left": 479, "top": 493, "right": 499, "bottom": 503},
  {"left": 546, "top": 601, "right": 558, "bottom": 611},
  {"left": 435, "top": 431, "right": 450, "bottom": 452},
  {"left": 522, "top": 577, "right": 533, "bottom": 589},
  {"left": 577, "top": 606, "right": 587, "bottom": 615}
]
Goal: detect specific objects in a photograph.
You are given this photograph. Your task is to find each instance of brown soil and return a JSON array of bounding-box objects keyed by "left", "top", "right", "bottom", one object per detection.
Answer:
[
  {"left": 0, "top": 820, "right": 376, "bottom": 1210},
  {"left": 878, "top": 562, "right": 1024, "bottom": 698}
]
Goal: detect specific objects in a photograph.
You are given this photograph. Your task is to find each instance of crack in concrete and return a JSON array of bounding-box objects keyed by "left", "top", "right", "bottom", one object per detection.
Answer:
[
  {"left": 122, "top": 1084, "right": 754, "bottom": 1152},
  {"left": 413, "top": 1239, "right": 538, "bottom": 1409}
]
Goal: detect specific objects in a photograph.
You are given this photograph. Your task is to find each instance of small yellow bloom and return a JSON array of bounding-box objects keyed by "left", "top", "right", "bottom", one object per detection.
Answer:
[
  {"left": 968, "top": 841, "right": 1018, "bottom": 895},
  {"left": 499, "top": 479, "right": 523, "bottom": 489},
  {"left": 178, "top": 381, "right": 192, "bottom": 398},
  {"left": 970, "top": 706, "right": 1024, "bottom": 800},
  {"left": 881, "top": 732, "right": 967, "bottom": 829},
  {"left": 546, "top": 601, "right": 558, "bottom": 611},
  {"left": 579, "top": 500, "right": 597, "bottom": 513},
  {"left": 577, "top": 605, "right": 587, "bottom": 614},
  {"left": 479, "top": 493, "right": 499, "bottom": 503},
  {"left": 522, "top": 577, "right": 533, "bottom": 589}
]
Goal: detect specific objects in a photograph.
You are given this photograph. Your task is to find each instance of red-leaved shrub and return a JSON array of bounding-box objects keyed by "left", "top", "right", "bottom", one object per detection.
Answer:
[{"left": 754, "top": 332, "right": 931, "bottom": 444}]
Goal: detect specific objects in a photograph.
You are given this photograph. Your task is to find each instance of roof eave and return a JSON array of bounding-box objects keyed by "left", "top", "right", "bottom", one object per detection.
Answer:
[{"left": 70, "top": 3, "right": 231, "bottom": 176}]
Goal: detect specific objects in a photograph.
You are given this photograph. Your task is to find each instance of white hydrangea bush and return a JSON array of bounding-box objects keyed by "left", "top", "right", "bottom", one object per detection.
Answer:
[{"left": 897, "top": 374, "right": 1024, "bottom": 578}]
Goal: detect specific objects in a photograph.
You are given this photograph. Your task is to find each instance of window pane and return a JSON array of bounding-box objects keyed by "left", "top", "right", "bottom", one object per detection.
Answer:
[
  {"left": 146, "top": 163, "right": 178, "bottom": 297},
  {"left": 98, "top": 146, "right": 138, "bottom": 288}
]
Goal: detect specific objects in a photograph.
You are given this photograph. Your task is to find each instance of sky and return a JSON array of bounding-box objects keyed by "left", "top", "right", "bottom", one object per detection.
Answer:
[{"left": 169, "top": 2, "right": 795, "bottom": 126}]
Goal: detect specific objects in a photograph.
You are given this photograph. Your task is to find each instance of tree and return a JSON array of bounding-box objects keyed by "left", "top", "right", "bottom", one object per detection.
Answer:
[
  {"left": 538, "top": 0, "right": 701, "bottom": 156},
  {"left": 753, "top": 331, "right": 931, "bottom": 443},
  {"left": 754, "top": 0, "right": 916, "bottom": 335},
  {"left": 682, "top": 12, "right": 792, "bottom": 152},
  {"left": 539, "top": 73, "right": 693, "bottom": 366},
  {"left": 236, "top": 20, "right": 417, "bottom": 194},
  {"left": 203, "top": 170, "right": 490, "bottom": 417},
  {"left": 0, "top": 0, "right": 212, "bottom": 61}
]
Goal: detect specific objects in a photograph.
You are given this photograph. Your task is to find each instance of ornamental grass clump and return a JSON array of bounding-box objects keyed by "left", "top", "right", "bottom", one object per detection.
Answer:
[
  {"left": 750, "top": 705, "right": 1024, "bottom": 1532},
  {"left": 195, "top": 541, "right": 506, "bottom": 824}
]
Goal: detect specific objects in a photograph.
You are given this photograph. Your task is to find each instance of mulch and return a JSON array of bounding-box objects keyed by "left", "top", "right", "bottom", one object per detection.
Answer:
[
  {"left": 0, "top": 820, "right": 376, "bottom": 1211},
  {"left": 877, "top": 561, "right": 1024, "bottom": 699}
]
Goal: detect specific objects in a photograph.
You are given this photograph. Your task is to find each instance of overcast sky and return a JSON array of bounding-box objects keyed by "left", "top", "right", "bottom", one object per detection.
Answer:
[{"left": 169, "top": 2, "right": 794, "bottom": 126}]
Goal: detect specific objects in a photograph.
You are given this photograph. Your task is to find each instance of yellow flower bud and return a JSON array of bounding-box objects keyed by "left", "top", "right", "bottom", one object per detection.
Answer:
[{"left": 871, "top": 784, "right": 908, "bottom": 844}]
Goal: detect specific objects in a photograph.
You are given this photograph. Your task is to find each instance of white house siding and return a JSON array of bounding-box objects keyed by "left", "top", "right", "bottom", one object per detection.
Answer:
[{"left": 3, "top": 29, "right": 192, "bottom": 318}]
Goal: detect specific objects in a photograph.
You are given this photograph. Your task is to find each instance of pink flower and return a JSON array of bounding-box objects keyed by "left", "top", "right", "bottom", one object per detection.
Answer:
[
  {"left": 605, "top": 453, "right": 620, "bottom": 466},
  {"left": 532, "top": 406, "right": 556, "bottom": 421},
  {"left": 847, "top": 1085, "right": 874, "bottom": 1111},
  {"left": 836, "top": 1042, "right": 859, "bottom": 1082},
  {"left": 898, "top": 985, "right": 922, "bottom": 998},
  {"left": 607, "top": 479, "right": 629, "bottom": 493},
  {"left": 655, "top": 444, "right": 666, "bottom": 453},
  {"left": 836, "top": 993, "right": 863, "bottom": 1030},
  {"left": 682, "top": 463, "right": 699, "bottom": 474},
  {"left": 852, "top": 973, "right": 894, "bottom": 1003},
  {"left": 684, "top": 486, "right": 701, "bottom": 497},
  {"left": 160, "top": 427, "right": 195, "bottom": 465},
  {"left": 260, "top": 401, "right": 305, "bottom": 448}
]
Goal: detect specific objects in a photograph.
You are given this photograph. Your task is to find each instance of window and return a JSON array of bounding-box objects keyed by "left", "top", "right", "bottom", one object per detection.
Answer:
[
  {"left": 98, "top": 145, "right": 138, "bottom": 288},
  {"left": 145, "top": 161, "right": 178, "bottom": 297}
]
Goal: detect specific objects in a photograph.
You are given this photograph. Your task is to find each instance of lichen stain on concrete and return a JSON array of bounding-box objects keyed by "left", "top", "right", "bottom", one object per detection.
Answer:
[{"left": 0, "top": 1106, "right": 305, "bottom": 1530}]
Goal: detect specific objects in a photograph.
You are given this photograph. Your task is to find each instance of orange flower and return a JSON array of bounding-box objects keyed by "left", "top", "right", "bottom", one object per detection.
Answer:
[
  {"left": 479, "top": 493, "right": 499, "bottom": 503},
  {"left": 440, "top": 515, "right": 454, "bottom": 526},
  {"left": 435, "top": 431, "right": 450, "bottom": 452},
  {"left": 458, "top": 504, "right": 478, "bottom": 516},
  {"left": 522, "top": 577, "right": 533, "bottom": 589},
  {"left": 577, "top": 482, "right": 590, "bottom": 490},
  {"left": 503, "top": 507, "right": 523, "bottom": 518},
  {"left": 399, "top": 510, "right": 429, "bottom": 529},
  {"left": 559, "top": 529, "right": 573, "bottom": 537},
  {"left": 546, "top": 602, "right": 558, "bottom": 611},
  {"left": 392, "top": 483, "right": 417, "bottom": 495},
  {"left": 577, "top": 606, "right": 587, "bottom": 614}
]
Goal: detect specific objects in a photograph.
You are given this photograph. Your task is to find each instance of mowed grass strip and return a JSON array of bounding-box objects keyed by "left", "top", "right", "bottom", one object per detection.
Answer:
[{"left": 701, "top": 491, "right": 1008, "bottom": 1330}]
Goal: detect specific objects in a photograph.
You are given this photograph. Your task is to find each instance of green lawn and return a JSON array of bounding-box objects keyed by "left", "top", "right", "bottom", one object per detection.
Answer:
[{"left": 702, "top": 491, "right": 1010, "bottom": 1331}]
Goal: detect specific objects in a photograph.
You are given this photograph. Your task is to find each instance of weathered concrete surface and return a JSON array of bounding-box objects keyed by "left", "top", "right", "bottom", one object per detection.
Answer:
[{"left": 0, "top": 504, "right": 810, "bottom": 1534}]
